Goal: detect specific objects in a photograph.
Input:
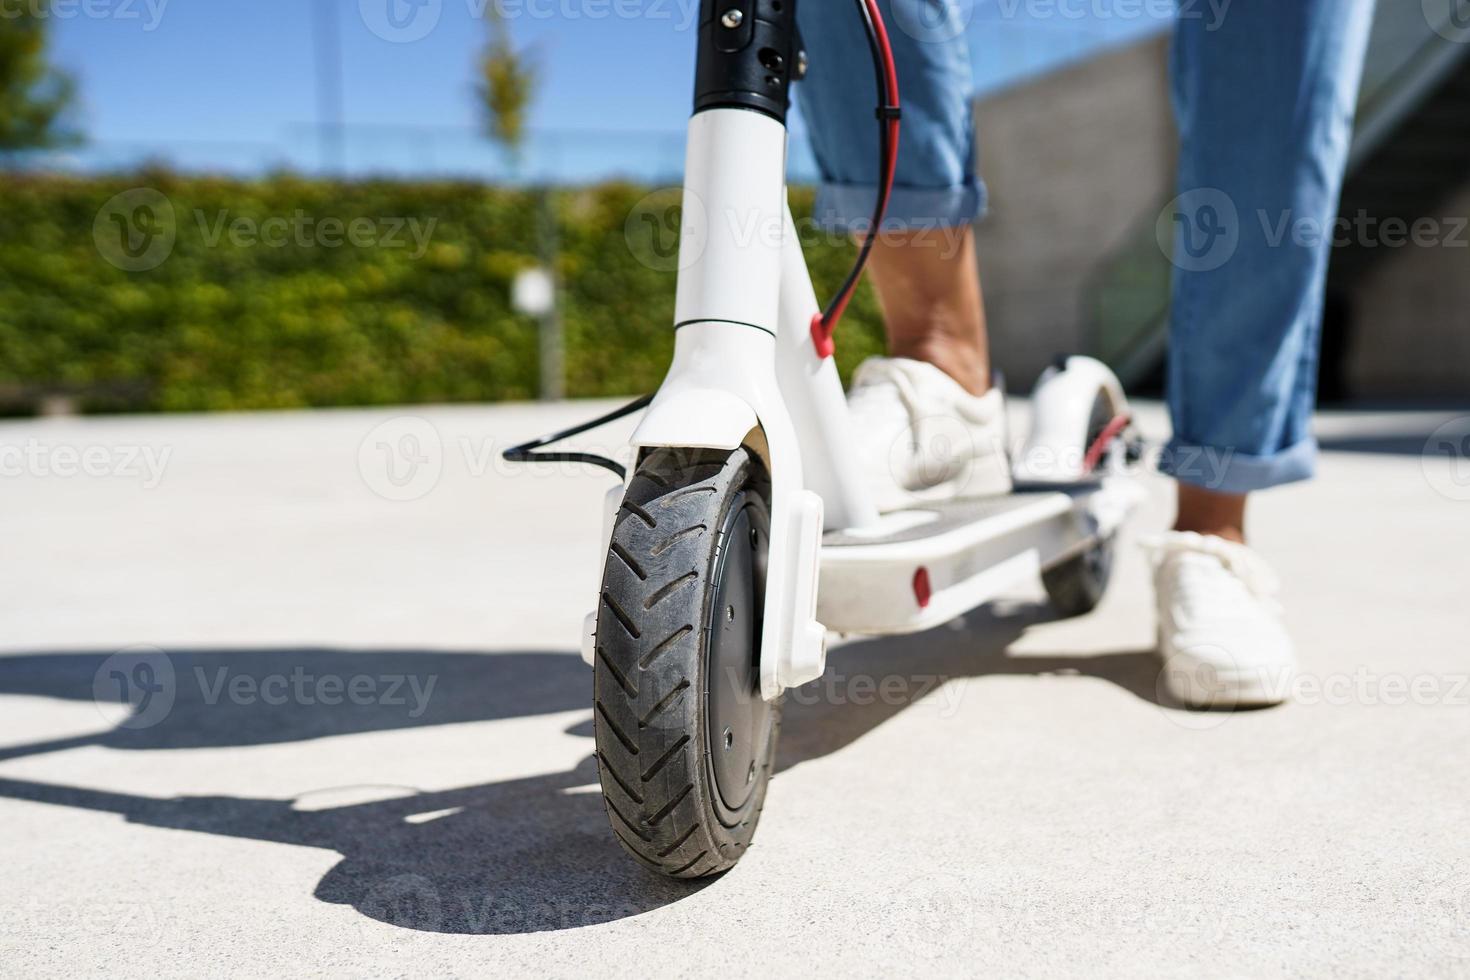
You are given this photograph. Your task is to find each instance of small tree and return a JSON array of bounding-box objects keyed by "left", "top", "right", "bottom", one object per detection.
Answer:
[
  {"left": 475, "top": 10, "right": 537, "bottom": 166},
  {"left": 0, "top": 1, "right": 78, "bottom": 157}
]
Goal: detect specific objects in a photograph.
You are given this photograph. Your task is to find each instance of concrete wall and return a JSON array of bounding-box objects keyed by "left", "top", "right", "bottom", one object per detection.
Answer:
[
  {"left": 966, "top": 33, "right": 1470, "bottom": 399},
  {"left": 1345, "top": 182, "right": 1470, "bottom": 397},
  {"left": 970, "top": 36, "right": 1177, "bottom": 388}
]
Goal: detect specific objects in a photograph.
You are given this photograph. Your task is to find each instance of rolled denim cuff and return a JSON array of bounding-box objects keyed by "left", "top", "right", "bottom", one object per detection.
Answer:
[
  {"left": 811, "top": 178, "right": 988, "bottom": 233},
  {"left": 1159, "top": 436, "right": 1318, "bottom": 495}
]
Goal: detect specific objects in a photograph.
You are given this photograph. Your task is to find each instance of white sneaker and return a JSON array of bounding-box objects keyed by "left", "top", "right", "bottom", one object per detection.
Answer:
[
  {"left": 846, "top": 357, "right": 1012, "bottom": 513},
  {"left": 1148, "top": 531, "right": 1296, "bottom": 709}
]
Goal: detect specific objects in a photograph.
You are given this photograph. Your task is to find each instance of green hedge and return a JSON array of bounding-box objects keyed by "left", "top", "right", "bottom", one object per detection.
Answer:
[{"left": 0, "top": 173, "right": 887, "bottom": 412}]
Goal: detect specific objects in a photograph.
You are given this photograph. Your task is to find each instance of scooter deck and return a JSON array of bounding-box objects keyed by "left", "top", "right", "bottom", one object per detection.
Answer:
[{"left": 817, "top": 484, "right": 1127, "bottom": 636}]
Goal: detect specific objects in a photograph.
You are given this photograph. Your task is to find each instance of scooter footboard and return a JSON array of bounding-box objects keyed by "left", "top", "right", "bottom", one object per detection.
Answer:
[{"left": 817, "top": 484, "right": 1138, "bottom": 635}]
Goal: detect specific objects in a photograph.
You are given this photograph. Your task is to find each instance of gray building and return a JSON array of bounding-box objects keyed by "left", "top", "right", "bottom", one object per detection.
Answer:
[{"left": 970, "top": 6, "right": 1470, "bottom": 400}]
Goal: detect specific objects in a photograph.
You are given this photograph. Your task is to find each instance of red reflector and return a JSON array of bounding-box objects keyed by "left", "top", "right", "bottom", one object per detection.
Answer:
[{"left": 912, "top": 567, "right": 932, "bottom": 609}]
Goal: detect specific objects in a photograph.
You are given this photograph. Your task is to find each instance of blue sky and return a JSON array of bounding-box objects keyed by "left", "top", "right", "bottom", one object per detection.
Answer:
[{"left": 46, "top": 0, "right": 1172, "bottom": 180}]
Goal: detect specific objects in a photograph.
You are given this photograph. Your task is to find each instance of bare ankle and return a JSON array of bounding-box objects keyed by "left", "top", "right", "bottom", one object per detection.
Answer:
[
  {"left": 1174, "top": 482, "right": 1247, "bottom": 545},
  {"left": 888, "top": 336, "right": 991, "bottom": 396},
  {"left": 866, "top": 227, "right": 992, "bottom": 398}
]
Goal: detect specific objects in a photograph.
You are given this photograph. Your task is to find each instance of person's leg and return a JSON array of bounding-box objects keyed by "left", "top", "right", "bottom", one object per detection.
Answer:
[
  {"left": 866, "top": 228, "right": 991, "bottom": 395},
  {"left": 1154, "top": 0, "right": 1377, "bottom": 708},
  {"left": 795, "top": 0, "right": 990, "bottom": 395},
  {"left": 1164, "top": 0, "right": 1378, "bottom": 538}
]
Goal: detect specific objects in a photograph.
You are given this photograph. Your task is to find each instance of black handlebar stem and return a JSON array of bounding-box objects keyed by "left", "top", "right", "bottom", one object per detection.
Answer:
[{"left": 693, "top": 0, "right": 803, "bottom": 122}]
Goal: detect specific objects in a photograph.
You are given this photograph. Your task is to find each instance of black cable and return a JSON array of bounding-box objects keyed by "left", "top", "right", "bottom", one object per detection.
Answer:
[
  {"left": 817, "top": 0, "right": 897, "bottom": 327},
  {"left": 500, "top": 393, "right": 653, "bottom": 480}
]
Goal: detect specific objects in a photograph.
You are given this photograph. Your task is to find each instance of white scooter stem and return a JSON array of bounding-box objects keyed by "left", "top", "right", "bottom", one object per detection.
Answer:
[{"left": 630, "top": 107, "right": 838, "bottom": 699}]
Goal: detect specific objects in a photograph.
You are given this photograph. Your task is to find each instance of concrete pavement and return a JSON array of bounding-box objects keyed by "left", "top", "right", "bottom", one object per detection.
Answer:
[{"left": 2, "top": 399, "right": 1469, "bottom": 977}]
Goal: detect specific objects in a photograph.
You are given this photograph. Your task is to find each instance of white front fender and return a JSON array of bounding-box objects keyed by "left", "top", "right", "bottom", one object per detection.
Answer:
[{"left": 629, "top": 387, "right": 757, "bottom": 452}]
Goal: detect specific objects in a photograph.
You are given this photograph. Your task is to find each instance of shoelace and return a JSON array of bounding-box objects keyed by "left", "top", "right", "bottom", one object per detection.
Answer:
[
  {"left": 848, "top": 361, "right": 928, "bottom": 435},
  {"left": 1141, "top": 532, "right": 1282, "bottom": 601}
]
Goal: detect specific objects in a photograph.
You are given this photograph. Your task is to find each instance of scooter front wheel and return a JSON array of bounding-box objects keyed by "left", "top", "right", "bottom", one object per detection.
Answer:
[{"left": 593, "top": 446, "right": 778, "bottom": 878}]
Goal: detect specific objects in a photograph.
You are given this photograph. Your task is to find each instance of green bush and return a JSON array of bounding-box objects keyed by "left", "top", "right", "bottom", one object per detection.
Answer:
[{"left": 0, "top": 173, "right": 887, "bottom": 412}]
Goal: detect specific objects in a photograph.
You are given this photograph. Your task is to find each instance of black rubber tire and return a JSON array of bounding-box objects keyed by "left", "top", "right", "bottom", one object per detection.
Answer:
[
  {"left": 1041, "top": 534, "right": 1117, "bottom": 618},
  {"left": 592, "top": 446, "right": 779, "bottom": 878}
]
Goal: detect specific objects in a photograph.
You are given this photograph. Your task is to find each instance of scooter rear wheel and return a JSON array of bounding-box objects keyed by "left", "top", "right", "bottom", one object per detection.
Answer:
[
  {"left": 593, "top": 446, "right": 778, "bottom": 878},
  {"left": 1041, "top": 533, "right": 1116, "bottom": 618}
]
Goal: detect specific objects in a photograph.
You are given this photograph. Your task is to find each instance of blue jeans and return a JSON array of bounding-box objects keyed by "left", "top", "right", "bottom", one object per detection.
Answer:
[{"left": 795, "top": 0, "right": 1377, "bottom": 493}]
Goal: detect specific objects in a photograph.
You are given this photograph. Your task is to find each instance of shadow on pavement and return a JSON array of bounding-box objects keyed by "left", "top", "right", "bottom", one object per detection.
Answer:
[{"left": 0, "top": 606, "right": 1169, "bottom": 935}]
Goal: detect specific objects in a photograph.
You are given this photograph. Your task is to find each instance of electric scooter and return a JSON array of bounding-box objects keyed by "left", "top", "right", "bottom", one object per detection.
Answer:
[{"left": 504, "top": 0, "right": 1141, "bottom": 878}]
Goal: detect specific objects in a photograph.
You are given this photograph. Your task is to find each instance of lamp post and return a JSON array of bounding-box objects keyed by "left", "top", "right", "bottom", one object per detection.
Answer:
[{"left": 312, "top": 0, "right": 346, "bottom": 173}]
